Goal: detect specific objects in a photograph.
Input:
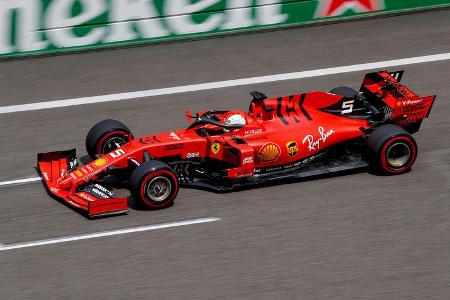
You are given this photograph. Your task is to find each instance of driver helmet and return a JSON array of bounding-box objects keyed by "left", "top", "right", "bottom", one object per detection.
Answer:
[{"left": 224, "top": 113, "right": 246, "bottom": 127}]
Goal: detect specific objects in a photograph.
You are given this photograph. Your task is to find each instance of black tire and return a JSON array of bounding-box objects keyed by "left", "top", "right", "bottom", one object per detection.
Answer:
[
  {"left": 130, "top": 161, "right": 179, "bottom": 210},
  {"left": 367, "top": 124, "right": 418, "bottom": 175},
  {"left": 329, "top": 87, "right": 360, "bottom": 98},
  {"left": 85, "top": 119, "right": 132, "bottom": 159}
]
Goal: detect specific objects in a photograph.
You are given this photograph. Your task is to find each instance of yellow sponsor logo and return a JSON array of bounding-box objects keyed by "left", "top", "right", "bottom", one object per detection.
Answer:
[
  {"left": 211, "top": 142, "right": 221, "bottom": 154},
  {"left": 257, "top": 143, "right": 281, "bottom": 163},
  {"left": 78, "top": 192, "right": 95, "bottom": 202},
  {"left": 75, "top": 170, "right": 83, "bottom": 177},
  {"left": 93, "top": 157, "right": 108, "bottom": 167},
  {"left": 286, "top": 141, "right": 298, "bottom": 157}
]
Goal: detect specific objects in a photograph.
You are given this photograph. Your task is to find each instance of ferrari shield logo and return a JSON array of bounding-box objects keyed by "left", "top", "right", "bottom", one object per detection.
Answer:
[
  {"left": 211, "top": 142, "right": 221, "bottom": 154},
  {"left": 286, "top": 141, "right": 298, "bottom": 157}
]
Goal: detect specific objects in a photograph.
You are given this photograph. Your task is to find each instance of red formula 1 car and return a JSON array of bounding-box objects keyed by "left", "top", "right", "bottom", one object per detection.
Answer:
[{"left": 38, "top": 71, "right": 435, "bottom": 217}]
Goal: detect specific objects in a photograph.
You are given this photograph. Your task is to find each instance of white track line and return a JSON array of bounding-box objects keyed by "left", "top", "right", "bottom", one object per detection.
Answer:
[
  {"left": 0, "top": 177, "right": 42, "bottom": 187},
  {"left": 0, "top": 217, "right": 221, "bottom": 251},
  {"left": 1, "top": 52, "right": 449, "bottom": 114}
]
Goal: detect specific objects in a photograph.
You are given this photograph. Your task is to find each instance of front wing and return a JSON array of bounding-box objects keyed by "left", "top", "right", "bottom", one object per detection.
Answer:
[{"left": 37, "top": 149, "right": 128, "bottom": 217}]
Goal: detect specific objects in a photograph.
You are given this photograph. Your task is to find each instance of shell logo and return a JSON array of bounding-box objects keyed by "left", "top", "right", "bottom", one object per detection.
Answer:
[
  {"left": 75, "top": 170, "right": 83, "bottom": 177},
  {"left": 93, "top": 157, "right": 108, "bottom": 167},
  {"left": 257, "top": 143, "right": 281, "bottom": 163}
]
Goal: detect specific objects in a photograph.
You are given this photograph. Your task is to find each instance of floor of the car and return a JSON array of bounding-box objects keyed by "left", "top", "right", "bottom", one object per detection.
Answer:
[{"left": 181, "top": 151, "right": 369, "bottom": 192}]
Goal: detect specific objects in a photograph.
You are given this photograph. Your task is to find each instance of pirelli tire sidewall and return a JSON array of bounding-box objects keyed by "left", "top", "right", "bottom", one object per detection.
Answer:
[
  {"left": 367, "top": 124, "right": 418, "bottom": 175},
  {"left": 86, "top": 119, "right": 132, "bottom": 159},
  {"left": 130, "top": 161, "right": 179, "bottom": 210}
]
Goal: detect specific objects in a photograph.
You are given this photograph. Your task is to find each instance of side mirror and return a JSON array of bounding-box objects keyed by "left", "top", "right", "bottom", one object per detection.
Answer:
[{"left": 186, "top": 110, "right": 193, "bottom": 123}]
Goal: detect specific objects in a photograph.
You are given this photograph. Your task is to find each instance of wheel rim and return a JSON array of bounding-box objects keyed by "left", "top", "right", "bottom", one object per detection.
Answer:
[
  {"left": 102, "top": 136, "right": 127, "bottom": 154},
  {"left": 145, "top": 176, "right": 172, "bottom": 202},
  {"left": 386, "top": 142, "right": 411, "bottom": 168}
]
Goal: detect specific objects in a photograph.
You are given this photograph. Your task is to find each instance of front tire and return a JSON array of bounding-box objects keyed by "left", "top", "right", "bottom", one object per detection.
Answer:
[
  {"left": 86, "top": 119, "right": 133, "bottom": 159},
  {"left": 367, "top": 124, "right": 417, "bottom": 174},
  {"left": 130, "top": 161, "right": 179, "bottom": 210}
]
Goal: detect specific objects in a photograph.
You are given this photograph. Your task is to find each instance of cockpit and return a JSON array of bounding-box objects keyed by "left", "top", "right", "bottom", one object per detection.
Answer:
[
  {"left": 187, "top": 110, "right": 248, "bottom": 137},
  {"left": 186, "top": 91, "right": 271, "bottom": 137}
]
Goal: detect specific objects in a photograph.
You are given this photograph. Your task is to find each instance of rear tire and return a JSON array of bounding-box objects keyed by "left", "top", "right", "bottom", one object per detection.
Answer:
[
  {"left": 130, "top": 161, "right": 179, "bottom": 210},
  {"left": 86, "top": 119, "right": 133, "bottom": 159},
  {"left": 367, "top": 124, "right": 417, "bottom": 174}
]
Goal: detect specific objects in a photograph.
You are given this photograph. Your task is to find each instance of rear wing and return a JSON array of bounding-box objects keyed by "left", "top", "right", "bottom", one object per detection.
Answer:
[{"left": 360, "top": 71, "right": 436, "bottom": 126}]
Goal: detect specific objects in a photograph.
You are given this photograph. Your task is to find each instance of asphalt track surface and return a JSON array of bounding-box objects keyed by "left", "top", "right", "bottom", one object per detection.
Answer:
[{"left": 1, "top": 10, "right": 449, "bottom": 299}]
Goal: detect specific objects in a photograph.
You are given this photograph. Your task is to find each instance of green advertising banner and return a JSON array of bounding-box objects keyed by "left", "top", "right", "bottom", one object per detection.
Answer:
[{"left": 1, "top": 0, "right": 449, "bottom": 58}]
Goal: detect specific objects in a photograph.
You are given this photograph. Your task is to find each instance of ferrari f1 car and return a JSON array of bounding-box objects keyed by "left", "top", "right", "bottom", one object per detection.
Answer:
[{"left": 38, "top": 71, "right": 435, "bottom": 217}]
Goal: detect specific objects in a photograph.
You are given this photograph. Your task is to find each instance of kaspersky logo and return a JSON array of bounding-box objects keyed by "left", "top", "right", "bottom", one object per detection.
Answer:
[{"left": 316, "top": 0, "right": 385, "bottom": 18}]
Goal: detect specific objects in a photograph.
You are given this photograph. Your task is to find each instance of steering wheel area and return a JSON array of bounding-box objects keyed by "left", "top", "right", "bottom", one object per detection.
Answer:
[
  {"left": 187, "top": 111, "right": 245, "bottom": 137},
  {"left": 188, "top": 111, "right": 244, "bottom": 130}
]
